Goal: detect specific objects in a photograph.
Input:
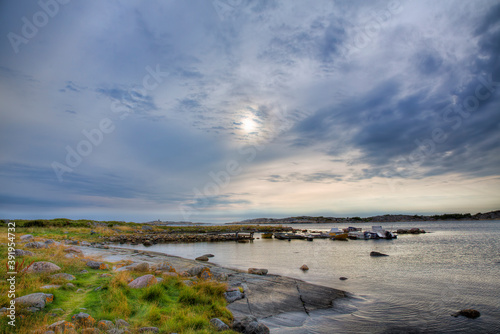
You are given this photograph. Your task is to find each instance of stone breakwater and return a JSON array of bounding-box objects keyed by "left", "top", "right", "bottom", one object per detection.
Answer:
[{"left": 107, "top": 232, "right": 267, "bottom": 245}]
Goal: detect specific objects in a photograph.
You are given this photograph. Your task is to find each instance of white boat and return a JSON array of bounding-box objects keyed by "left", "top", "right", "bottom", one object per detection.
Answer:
[
  {"left": 347, "top": 231, "right": 367, "bottom": 239},
  {"left": 369, "top": 226, "right": 397, "bottom": 239}
]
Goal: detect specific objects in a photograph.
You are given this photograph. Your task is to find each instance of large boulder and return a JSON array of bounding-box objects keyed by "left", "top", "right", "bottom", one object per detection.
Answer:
[
  {"left": 370, "top": 251, "right": 389, "bottom": 257},
  {"left": 86, "top": 261, "right": 109, "bottom": 270},
  {"left": 233, "top": 316, "right": 270, "bottom": 334},
  {"left": 128, "top": 275, "right": 158, "bottom": 289},
  {"left": 14, "top": 293, "right": 53, "bottom": 311},
  {"left": 24, "top": 262, "right": 61, "bottom": 273},
  {"left": 195, "top": 256, "right": 209, "bottom": 261},
  {"left": 452, "top": 309, "right": 481, "bottom": 319},
  {"left": 248, "top": 268, "right": 268, "bottom": 275},
  {"left": 138, "top": 327, "right": 159, "bottom": 333}
]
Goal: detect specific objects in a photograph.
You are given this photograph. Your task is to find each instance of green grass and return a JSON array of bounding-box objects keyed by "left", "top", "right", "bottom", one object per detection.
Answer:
[{"left": 0, "top": 229, "right": 236, "bottom": 334}]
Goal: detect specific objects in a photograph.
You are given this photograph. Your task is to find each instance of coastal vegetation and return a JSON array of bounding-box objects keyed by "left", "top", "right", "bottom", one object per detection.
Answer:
[{"left": 0, "top": 225, "right": 236, "bottom": 334}]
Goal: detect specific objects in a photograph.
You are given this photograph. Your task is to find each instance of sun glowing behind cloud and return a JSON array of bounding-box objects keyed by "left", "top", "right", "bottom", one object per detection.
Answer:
[{"left": 242, "top": 118, "right": 257, "bottom": 133}]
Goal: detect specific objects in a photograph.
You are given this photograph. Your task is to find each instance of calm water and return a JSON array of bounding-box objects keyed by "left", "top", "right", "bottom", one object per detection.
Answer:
[{"left": 119, "top": 221, "right": 500, "bottom": 333}]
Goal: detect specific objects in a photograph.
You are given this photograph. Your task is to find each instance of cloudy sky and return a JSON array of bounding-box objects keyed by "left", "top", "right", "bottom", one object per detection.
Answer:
[{"left": 1, "top": 0, "right": 499, "bottom": 223}]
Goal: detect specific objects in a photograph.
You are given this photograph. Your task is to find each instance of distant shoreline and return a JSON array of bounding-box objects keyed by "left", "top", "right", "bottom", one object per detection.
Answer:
[{"left": 229, "top": 209, "right": 500, "bottom": 225}]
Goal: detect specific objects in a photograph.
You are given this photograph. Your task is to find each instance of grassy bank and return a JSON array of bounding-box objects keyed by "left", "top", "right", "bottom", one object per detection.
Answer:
[
  {"left": 1, "top": 218, "right": 289, "bottom": 234},
  {"left": 0, "top": 223, "right": 237, "bottom": 334}
]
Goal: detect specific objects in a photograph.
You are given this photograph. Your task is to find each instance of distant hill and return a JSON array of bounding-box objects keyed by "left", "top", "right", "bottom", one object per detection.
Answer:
[{"left": 230, "top": 210, "right": 500, "bottom": 224}]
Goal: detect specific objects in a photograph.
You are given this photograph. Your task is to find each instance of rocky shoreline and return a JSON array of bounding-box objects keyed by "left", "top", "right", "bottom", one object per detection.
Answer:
[
  {"left": 233, "top": 209, "right": 500, "bottom": 224},
  {"left": 81, "top": 245, "right": 348, "bottom": 332}
]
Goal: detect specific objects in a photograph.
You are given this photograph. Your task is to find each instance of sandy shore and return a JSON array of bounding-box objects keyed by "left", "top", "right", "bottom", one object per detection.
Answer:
[{"left": 78, "top": 245, "right": 348, "bottom": 331}]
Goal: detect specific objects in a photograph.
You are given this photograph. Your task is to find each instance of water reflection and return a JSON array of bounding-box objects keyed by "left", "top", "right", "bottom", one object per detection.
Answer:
[{"left": 116, "top": 221, "right": 500, "bottom": 333}]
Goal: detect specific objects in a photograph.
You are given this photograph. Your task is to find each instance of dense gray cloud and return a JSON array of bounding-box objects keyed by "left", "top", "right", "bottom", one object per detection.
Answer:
[{"left": 1, "top": 0, "right": 499, "bottom": 222}]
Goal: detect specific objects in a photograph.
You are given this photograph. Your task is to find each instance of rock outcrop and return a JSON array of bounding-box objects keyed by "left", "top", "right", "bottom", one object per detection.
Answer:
[
  {"left": 248, "top": 268, "right": 268, "bottom": 275},
  {"left": 224, "top": 289, "right": 245, "bottom": 303},
  {"left": 14, "top": 293, "right": 54, "bottom": 311},
  {"left": 452, "top": 309, "right": 481, "bottom": 319},
  {"left": 370, "top": 251, "right": 388, "bottom": 257},
  {"left": 86, "top": 261, "right": 109, "bottom": 270},
  {"left": 233, "top": 316, "right": 270, "bottom": 334}
]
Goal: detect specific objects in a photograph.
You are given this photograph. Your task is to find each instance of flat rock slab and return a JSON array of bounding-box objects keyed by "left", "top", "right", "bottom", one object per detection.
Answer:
[
  {"left": 77, "top": 245, "right": 347, "bottom": 323},
  {"left": 227, "top": 273, "right": 346, "bottom": 319}
]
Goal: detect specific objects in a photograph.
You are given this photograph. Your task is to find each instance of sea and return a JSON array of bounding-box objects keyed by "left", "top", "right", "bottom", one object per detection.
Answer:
[{"left": 117, "top": 220, "right": 500, "bottom": 333}]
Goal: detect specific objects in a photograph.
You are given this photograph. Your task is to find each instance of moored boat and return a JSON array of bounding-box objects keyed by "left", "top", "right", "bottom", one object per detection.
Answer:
[
  {"left": 329, "top": 228, "right": 349, "bottom": 240},
  {"left": 273, "top": 232, "right": 307, "bottom": 240},
  {"left": 370, "top": 226, "right": 397, "bottom": 239}
]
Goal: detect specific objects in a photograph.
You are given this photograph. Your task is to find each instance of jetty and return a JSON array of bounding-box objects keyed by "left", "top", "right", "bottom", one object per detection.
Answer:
[{"left": 108, "top": 230, "right": 256, "bottom": 245}]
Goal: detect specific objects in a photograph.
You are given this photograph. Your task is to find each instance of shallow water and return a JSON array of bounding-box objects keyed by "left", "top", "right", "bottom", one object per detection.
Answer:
[{"left": 118, "top": 221, "right": 500, "bottom": 333}]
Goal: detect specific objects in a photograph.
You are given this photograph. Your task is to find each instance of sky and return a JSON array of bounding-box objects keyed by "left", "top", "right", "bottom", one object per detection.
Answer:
[{"left": 0, "top": 0, "right": 499, "bottom": 223}]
